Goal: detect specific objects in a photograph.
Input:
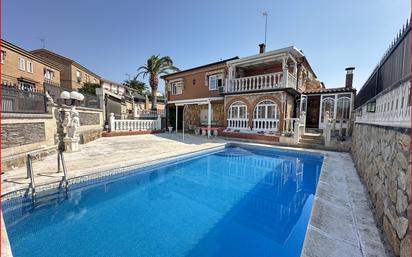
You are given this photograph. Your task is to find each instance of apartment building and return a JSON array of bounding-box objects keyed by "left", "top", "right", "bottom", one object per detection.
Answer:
[
  {"left": 30, "top": 48, "right": 100, "bottom": 90},
  {"left": 1, "top": 40, "right": 61, "bottom": 92}
]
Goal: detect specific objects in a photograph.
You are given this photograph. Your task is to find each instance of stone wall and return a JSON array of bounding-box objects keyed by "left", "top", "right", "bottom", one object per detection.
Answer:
[
  {"left": 1, "top": 104, "right": 104, "bottom": 171},
  {"left": 352, "top": 123, "right": 410, "bottom": 257},
  {"left": 183, "top": 103, "right": 224, "bottom": 129}
]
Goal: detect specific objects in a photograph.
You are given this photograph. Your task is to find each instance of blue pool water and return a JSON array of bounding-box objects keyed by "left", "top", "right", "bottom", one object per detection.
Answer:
[{"left": 3, "top": 145, "right": 323, "bottom": 257}]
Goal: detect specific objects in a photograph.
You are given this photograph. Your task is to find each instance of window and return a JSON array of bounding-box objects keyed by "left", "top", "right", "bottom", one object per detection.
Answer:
[
  {"left": 366, "top": 101, "right": 376, "bottom": 113},
  {"left": 171, "top": 82, "right": 183, "bottom": 95},
  {"left": 44, "top": 68, "right": 54, "bottom": 80},
  {"left": 76, "top": 70, "right": 81, "bottom": 82},
  {"left": 18, "top": 57, "right": 25, "bottom": 71},
  {"left": 253, "top": 100, "right": 279, "bottom": 120},
  {"left": 229, "top": 101, "right": 248, "bottom": 119},
  {"left": 337, "top": 97, "right": 351, "bottom": 119},
  {"left": 93, "top": 78, "right": 96, "bottom": 83},
  {"left": 321, "top": 96, "right": 335, "bottom": 122},
  {"left": 27, "top": 61, "right": 33, "bottom": 73},
  {"left": 208, "top": 74, "right": 223, "bottom": 90},
  {"left": 1, "top": 50, "right": 5, "bottom": 64},
  {"left": 18, "top": 81, "right": 35, "bottom": 91}
]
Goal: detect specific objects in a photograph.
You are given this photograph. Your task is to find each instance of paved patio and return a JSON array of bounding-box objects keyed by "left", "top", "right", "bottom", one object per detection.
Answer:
[
  {"left": 1, "top": 133, "right": 392, "bottom": 257},
  {"left": 1, "top": 133, "right": 226, "bottom": 196}
]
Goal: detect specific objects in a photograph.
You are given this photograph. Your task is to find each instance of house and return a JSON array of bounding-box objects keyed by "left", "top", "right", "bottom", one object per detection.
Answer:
[
  {"left": 30, "top": 48, "right": 100, "bottom": 90},
  {"left": 1, "top": 40, "right": 61, "bottom": 92},
  {"left": 162, "top": 57, "right": 238, "bottom": 133},
  {"left": 98, "top": 78, "right": 147, "bottom": 120},
  {"left": 163, "top": 44, "right": 356, "bottom": 141}
]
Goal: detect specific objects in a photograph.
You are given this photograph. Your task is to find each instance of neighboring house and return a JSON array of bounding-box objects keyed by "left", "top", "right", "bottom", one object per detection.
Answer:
[
  {"left": 162, "top": 57, "right": 239, "bottom": 131},
  {"left": 163, "top": 44, "right": 355, "bottom": 140},
  {"left": 30, "top": 48, "right": 100, "bottom": 90},
  {"left": 1, "top": 40, "right": 61, "bottom": 92},
  {"left": 98, "top": 78, "right": 147, "bottom": 121}
]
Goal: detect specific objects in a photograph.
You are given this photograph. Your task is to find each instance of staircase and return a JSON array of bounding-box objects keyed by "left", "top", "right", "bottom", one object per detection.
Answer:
[{"left": 299, "top": 131, "right": 325, "bottom": 149}]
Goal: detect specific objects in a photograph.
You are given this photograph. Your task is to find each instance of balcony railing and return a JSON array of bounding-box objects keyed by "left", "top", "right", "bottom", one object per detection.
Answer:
[
  {"left": 252, "top": 118, "right": 279, "bottom": 132},
  {"left": 287, "top": 73, "right": 297, "bottom": 89},
  {"left": 226, "top": 71, "right": 297, "bottom": 93},
  {"left": 227, "top": 118, "right": 249, "bottom": 129},
  {"left": 227, "top": 72, "right": 282, "bottom": 93}
]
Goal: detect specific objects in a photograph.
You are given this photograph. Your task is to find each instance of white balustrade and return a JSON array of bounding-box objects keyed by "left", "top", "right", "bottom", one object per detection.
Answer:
[
  {"left": 227, "top": 72, "right": 284, "bottom": 93},
  {"left": 287, "top": 73, "right": 297, "bottom": 90},
  {"left": 109, "top": 113, "right": 161, "bottom": 132},
  {"left": 134, "top": 109, "right": 165, "bottom": 118},
  {"left": 252, "top": 119, "right": 279, "bottom": 132},
  {"left": 283, "top": 118, "right": 300, "bottom": 133},
  {"left": 356, "top": 80, "right": 410, "bottom": 128},
  {"left": 227, "top": 118, "right": 249, "bottom": 129}
]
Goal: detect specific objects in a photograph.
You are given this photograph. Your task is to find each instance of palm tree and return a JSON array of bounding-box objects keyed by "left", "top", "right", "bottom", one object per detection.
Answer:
[
  {"left": 123, "top": 76, "right": 148, "bottom": 95},
  {"left": 137, "top": 55, "right": 179, "bottom": 110}
]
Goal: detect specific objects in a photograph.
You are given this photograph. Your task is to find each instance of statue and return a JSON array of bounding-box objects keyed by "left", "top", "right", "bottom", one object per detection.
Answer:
[{"left": 64, "top": 106, "right": 80, "bottom": 139}]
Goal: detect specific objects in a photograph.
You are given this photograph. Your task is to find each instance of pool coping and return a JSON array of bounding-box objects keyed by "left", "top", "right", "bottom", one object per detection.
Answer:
[{"left": 1, "top": 142, "right": 388, "bottom": 257}]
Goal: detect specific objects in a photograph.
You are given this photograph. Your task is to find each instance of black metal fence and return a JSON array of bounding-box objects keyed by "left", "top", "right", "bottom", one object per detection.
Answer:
[
  {"left": 2, "top": 86, "right": 47, "bottom": 113},
  {"left": 44, "top": 82, "right": 100, "bottom": 109},
  {"left": 356, "top": 21, "right": 411, "bottom": 108}
]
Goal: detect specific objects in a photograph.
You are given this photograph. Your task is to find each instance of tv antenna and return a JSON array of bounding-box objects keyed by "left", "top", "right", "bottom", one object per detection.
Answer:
[
  {"left": 39, "top": 38, "right": 46, "bottom": 48},
  {"left": 262, "top": 12, "right": 268, "bottom": 45}
]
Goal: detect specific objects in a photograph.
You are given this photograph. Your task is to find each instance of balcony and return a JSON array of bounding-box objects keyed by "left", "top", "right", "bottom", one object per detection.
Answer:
[{"left": 225, "top": 71, "right": 297, "bottom": 94}]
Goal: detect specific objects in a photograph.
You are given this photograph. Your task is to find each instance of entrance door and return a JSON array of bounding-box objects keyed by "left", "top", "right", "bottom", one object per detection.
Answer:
[
  {"left": 168, "top": 106, "right": 183, "bottom": 131},
  {"left": 305, "top": 95, "right": 320, "bottom": 128}
]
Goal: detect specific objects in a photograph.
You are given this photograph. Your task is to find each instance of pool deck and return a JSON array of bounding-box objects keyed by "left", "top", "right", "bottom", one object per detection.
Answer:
[{"left": 1, "top": 133, "right": 392, "bottom": 257}]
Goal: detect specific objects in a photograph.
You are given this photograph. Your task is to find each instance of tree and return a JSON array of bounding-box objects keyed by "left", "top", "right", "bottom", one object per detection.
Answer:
[
  {"left": 123, "top": 77, "right": 148, "bottom": 95},
  {"left": 137, "top": 55, "right": 179, "bottom": 110},
  {"left": 78, "top": 82, "right": 100, "bottom": 95}
]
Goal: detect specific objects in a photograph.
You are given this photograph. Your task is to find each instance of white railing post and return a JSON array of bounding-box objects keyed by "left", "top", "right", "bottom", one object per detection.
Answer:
[
  {"left": 323, "top": 111, "right": 331, "bottom": 146},
  {"left": 109, "top": 113, "right": 115, "bottom": 132},
  {"left": 157, "top": 115, "right": 161, "bottom": 130}
]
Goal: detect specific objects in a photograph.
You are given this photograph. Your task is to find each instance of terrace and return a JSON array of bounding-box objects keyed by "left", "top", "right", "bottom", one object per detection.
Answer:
[{"left": 224, "top": 46, "right": 301, "bottom": 94}]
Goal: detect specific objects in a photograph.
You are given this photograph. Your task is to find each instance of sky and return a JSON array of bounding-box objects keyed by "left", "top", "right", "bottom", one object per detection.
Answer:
[{"left": 2, "top": 0, "right": 410, "bottom": 91}]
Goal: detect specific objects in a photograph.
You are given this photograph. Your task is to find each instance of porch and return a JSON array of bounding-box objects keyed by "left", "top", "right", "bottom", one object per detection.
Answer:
[
  {"left": 167, "top": 97, "right": 225, "bottom": 137},
  {"left": 224, "top": 47, "right": 302, "bottom": 94}
]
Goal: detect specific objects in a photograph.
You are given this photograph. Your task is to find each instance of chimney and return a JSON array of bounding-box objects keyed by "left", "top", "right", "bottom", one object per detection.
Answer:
[
  {"left": 345, "top": 67, "right": 355, "bottom": 88},
  {"left": 259, "top": 43, "right": 266, "bottom": 54}
]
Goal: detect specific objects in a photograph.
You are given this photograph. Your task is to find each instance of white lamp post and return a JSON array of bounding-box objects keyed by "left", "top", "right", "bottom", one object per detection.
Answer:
[{"left": 58, "top": 90, "right": 84, "bottom": 152}]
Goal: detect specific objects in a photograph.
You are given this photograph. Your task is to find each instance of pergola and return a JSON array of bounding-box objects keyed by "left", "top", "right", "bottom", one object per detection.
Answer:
[{"left": 168, "top": 97, "right": 224, "bottom": 140}]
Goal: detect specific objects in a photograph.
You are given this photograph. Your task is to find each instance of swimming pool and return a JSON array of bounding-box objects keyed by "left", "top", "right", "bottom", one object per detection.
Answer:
[{"left": 3, "top": 145, "right": 323, "bottom": 257}]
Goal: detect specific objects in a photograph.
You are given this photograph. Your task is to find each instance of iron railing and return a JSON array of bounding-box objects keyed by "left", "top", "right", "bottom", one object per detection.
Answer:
[
  {"left": 2, "top": 86, "right": 47, "bottom": 113},
  {"left": 356, "top": 20, "right": 410, "bottom": 108},
  {"left": 44, "top": 82, "right": 100, "bottom": 109}
]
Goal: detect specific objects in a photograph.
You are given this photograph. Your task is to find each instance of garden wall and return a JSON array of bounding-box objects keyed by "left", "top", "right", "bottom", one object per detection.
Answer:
[
  {"left": 352, "top": 123, "right": 410, "bottom": 256},
  {"left": 1, "top": 104, "right": 104, "bottom": 171}
]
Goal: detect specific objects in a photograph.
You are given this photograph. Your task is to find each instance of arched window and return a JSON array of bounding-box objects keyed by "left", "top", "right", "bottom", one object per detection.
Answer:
[
  {"left": 336, "top": 97, "right": 351, "bottom": 120},
  {"left": 227, "top": 101, "right": 248, "bottom": 129},
  {"left": 321, "top": 97, "right": 335, "bottom": 122},
  {"left": 254, "top": 100, "right": 279, "bottom": 120},
  {"left": 229, "top": 101, "right": 248, "bottom": 119},
  {"left": 253, "top": 100, "right": 280, "bottom": 132}
]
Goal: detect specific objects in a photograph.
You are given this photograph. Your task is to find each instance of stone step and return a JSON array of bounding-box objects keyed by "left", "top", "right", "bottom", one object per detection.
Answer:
[
  {"left": 302, "top": 134, "right": 324, "bottom": 140},
  {"left": 300, "top": 139, "right": 325, "bottom": 145}
]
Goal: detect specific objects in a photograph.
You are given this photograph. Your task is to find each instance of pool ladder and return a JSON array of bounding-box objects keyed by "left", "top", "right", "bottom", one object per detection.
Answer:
[{"left": 26, "top": 150, "right": 69, "bottom": 201}]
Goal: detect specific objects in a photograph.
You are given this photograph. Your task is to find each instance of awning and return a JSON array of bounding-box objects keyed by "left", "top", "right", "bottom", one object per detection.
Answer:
[{"left": 168, "top": 97, "right": 224, "bottom": 106}]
